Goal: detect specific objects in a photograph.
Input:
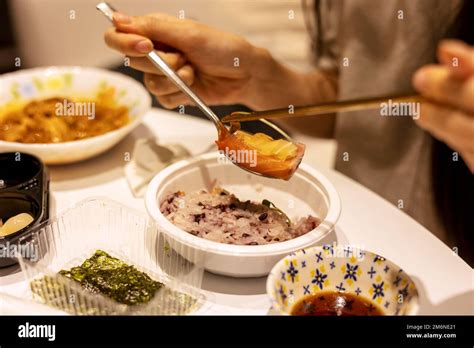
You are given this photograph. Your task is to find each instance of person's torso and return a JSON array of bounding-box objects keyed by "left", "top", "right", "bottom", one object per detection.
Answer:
[{"left": 315, "top": 0, "right": 462, "bottom": 240}]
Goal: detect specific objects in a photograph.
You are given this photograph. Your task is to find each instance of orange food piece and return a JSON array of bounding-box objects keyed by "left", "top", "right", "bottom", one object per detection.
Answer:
[{"left": 215, "top": 127, "right": 305, "bottom": 180}]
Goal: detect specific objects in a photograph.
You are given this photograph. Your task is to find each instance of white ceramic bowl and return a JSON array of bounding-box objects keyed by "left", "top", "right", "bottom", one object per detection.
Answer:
[
  {"left": 267, "top": 246, "right": 419, "bottom": 315},
  {"left": 0, "top": 66, "right": 151, "bottom": 164},
  {"left": 145, "top": 153, "right": 341, "bottom": 277}
]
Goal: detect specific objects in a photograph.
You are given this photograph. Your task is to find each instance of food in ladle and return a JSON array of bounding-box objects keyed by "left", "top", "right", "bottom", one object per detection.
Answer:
[
  {"left": 215, "top": 125, "right": 305, "bottom": 180},
  {"left": 160, "top": 187, "right": 319, "bottom": 245},
  {"left": 0, "top": 213, "right": 34, "bottom": 237}
]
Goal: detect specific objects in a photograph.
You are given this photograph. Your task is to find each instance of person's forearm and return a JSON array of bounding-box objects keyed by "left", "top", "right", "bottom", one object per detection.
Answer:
[
  {"left": 240, "top": 47, "right": 337, "bottom": 138},
  {"left": 243, "top": 47, "right": 338, "bottom": 110}
]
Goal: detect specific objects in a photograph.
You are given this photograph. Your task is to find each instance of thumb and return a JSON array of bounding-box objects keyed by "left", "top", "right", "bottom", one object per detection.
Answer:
[{"left": 113, "top": 12, "right": 204, "bottom": 54}]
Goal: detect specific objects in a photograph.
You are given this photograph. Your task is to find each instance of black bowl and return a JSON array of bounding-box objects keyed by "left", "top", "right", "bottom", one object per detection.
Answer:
[
  {"left": 0, "top": 153, "right": 41, "bottom": 188},
  {"left": 0, "top": 152, "right": 49, "bottom": 267}
]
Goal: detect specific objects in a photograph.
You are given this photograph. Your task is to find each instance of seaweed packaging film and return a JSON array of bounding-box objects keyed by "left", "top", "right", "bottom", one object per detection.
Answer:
[
  {"left": 17, "top": 197, "right": 206, "bottom": 315},
  {"left": 0, "top": 152, "right": 50, "bottom": 267}
]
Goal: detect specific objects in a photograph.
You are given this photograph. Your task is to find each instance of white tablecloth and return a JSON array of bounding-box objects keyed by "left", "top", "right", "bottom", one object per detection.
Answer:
[{"left": 1, "top": 109, "right": 472, "bottom": 315}]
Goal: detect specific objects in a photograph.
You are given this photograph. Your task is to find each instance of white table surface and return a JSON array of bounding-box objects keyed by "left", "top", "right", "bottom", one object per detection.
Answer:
[{"left": 1, "top": 109, "right": 472, "bottom": 315}]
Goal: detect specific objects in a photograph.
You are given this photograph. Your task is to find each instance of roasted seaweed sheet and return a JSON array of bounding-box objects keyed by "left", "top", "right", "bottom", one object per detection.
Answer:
[
  {"left": 59, "top": 250, "right": 163, "bottom": 305},
  {"left": 30, "top": 250, "right": 198, "bottom": 315}
]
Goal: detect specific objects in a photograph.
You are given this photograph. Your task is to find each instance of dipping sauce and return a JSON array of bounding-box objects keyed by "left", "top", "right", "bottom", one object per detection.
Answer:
[{"left": 291, "top": 291, "right": 384, "bottom": 316}]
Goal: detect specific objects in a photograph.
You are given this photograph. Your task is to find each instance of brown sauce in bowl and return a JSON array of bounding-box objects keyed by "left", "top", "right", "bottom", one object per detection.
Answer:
[
  {"left": 0, "top": 88, "right": 129, "bottom": 144},
  {"left": 291, "top": 291, "right": 384, "bottom": 316}
]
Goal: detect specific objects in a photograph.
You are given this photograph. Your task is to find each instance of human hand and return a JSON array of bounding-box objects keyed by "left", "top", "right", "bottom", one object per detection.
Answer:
[
  {"left": 104, "top": 12, "right": 274, "bottom": 109},
  {"left": 413, "top": 40, "right": 474, "bottom": 172}
]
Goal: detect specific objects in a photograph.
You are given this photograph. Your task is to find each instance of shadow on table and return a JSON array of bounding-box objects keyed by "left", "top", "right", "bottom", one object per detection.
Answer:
[
  {"left": 49, "top": 124, "right": 154, "bottom": 191},
  {"left": 201, "top": 227, "right": 340, "bottom": 296},
  {"left": 412, "top": 276, "right": 473, "bottom": 315}
]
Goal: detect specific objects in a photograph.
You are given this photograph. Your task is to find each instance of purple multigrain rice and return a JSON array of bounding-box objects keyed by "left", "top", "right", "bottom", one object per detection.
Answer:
[{"left": 160, "top": 187, "right": 320, "bottom": 245}]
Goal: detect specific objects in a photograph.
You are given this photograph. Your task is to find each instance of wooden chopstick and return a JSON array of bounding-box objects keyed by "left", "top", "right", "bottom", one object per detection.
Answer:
[{"left": 221, "top": 94, "right": 423, "bottom": 123}]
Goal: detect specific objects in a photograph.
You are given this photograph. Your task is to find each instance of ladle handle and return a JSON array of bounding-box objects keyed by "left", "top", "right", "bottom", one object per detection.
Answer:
[{"left": 145, "top": 51, "right": 221, "bottom": 126}]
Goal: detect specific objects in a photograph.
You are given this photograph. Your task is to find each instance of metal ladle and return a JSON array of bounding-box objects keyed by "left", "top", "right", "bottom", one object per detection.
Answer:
[{"left": 97, "top": 2, "right": 295, "bottom": 178}]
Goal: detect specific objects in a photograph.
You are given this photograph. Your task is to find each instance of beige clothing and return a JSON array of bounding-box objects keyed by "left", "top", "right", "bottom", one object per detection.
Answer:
[
  {"left": 315, "top": 0, "right": 462, "bottom": 241},
  {"left": 155, "top": 0, "right": 314, "bottom": 72}
]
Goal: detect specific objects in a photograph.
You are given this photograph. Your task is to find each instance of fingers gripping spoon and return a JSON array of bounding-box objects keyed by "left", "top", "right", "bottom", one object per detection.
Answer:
[
  {"left": 96, "top": 3, "right": 220, "bottom": 125},
  {"left": 96, "top": 2, "right": 304, "bottom": 180}
]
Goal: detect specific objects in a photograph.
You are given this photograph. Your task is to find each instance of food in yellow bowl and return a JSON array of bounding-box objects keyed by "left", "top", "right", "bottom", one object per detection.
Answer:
[{"left": 0, "top": 88, "right": 129, "bottom": 144}]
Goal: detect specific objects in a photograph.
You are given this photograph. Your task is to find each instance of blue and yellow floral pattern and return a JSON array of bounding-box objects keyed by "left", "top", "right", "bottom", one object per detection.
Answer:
[
  {"left": 268, "top": 245, "right": 419, "bottom": 315},
  {"left": 311, "top": 269, "right": 327, "bottom": 290}
]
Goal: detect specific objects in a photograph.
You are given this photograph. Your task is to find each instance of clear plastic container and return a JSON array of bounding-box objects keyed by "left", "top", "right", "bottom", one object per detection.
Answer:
[{"left": 17, "top": 197, "right": 205, "bottom": 315}]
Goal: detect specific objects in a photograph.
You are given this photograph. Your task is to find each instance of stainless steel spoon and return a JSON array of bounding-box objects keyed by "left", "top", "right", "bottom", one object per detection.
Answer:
[{"left": 96, "top": 2, "right": 296, "bottom": 178}]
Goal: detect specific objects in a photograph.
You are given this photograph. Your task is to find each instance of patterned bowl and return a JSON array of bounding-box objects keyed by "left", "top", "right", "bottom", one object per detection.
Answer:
[
  {"left": 267, "top": 245, "right": 419, "bottom": 315},
  {"left": 0, "top": 66, "right": 151, "bottom": 164}
]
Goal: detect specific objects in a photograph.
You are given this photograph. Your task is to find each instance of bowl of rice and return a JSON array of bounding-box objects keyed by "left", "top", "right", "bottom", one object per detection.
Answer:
[{"left": 145, "top": 153, "right": 341, "bottom": 277}]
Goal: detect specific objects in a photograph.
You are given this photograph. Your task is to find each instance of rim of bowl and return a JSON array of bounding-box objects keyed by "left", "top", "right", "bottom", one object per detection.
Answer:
[
  {"left": 266, "top": 246, "right": 420, "bottom": 315},
  {"left": 0, "top": 151, "right": 42, "bottom": 186},
  {"left": 0, "top": 66, "right": 152, "bottom": 148},
  {"left": 145, "top": 152, "right": 342, "bottom": 256}
]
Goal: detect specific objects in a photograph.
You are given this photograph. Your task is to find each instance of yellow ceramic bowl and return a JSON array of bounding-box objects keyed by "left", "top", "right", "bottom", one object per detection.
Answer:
[{"left": 0, "top": 66, "right": 151, "bottom": 164}]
